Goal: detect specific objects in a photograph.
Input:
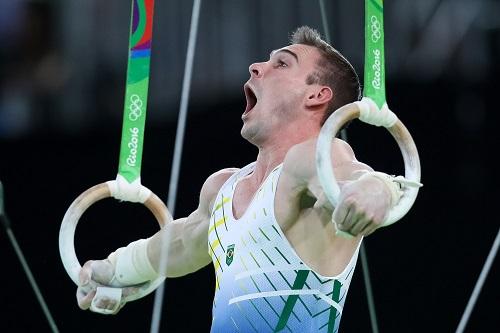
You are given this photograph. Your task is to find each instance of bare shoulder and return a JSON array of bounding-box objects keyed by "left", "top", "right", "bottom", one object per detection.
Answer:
[
  {"left": 202, "top": 168, "right": 239, "bottom": 193},
  {"left": 199, "top": 168, "right": 239, "bottom": 212},
  {"left": 283, "top": 138, "right": 361, "bottom": 180}
]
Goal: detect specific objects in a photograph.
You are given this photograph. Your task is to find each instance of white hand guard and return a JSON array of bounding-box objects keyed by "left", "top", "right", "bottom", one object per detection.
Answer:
[
  {"left": 109, "top": 238, "right": 159, "bottom": 287},
  {"left": 89, "top": 238, "right": 159, "bottom": 314}
]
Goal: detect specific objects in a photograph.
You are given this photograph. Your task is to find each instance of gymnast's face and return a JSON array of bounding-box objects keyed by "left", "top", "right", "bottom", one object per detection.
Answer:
[{"left": 241, "top": 44, "right": 322, "bottom": 145}]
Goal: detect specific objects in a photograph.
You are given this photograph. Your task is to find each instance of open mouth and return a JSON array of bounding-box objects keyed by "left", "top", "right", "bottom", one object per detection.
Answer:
[{"left": 244, "top": 84, "right": 257, "bottom": 115}]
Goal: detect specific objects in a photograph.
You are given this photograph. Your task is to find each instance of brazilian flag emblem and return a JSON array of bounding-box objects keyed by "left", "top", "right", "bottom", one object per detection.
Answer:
[{"left": 226, "top": 244, "right": 235, "bottom": 266}]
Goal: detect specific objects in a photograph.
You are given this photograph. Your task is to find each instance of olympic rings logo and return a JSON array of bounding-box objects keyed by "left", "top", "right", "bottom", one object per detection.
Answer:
[
  {"left": 370, "top": 15, "right": 381, "bottom": 43},
  {"left": 128, "top": 94, "right": 143, "bottom": 121}
]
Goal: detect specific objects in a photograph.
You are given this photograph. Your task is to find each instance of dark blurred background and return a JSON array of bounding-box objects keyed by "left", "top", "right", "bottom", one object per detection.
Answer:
[{"left": 0, "top": 0, "right": 499, "bottom": 332}]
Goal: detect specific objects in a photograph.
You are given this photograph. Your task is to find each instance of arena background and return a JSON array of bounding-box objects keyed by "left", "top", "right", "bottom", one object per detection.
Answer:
[{"left": 0, "top": 0, "right": 498, "bottom": 332}]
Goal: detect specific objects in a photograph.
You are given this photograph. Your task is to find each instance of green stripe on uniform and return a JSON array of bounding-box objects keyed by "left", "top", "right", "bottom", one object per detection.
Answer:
[
  {"left": 327, "top": 280, "right": 342, "bottom": 333},
  {"left": 274, "top": 270, "right": 309, "bottom": 332}
]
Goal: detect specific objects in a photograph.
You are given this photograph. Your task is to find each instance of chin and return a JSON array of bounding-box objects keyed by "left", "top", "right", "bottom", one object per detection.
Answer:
[
  {"left": 240, "top": 125, "right": 252, "bottom": 142},
  {"left": 241, "top": 124, "right": 260, "bottom": 145}
]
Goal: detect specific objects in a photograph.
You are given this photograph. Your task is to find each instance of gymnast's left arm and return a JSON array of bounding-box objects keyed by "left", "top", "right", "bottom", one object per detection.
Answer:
[
  {"left": 75, "top": 213, "right": 211, "bottom": 312},
  {"left": 76, "top": 170, "right": 232, "bottom": 312}
]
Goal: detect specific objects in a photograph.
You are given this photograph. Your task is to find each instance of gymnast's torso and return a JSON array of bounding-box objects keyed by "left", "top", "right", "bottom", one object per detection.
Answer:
[{"left": 208, "top": 162, "right": 361, "bottom": 332}]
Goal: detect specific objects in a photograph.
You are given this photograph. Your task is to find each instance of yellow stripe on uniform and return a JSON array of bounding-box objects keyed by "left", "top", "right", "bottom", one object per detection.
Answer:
[
  {"left": 211, "top": 238, "right": 221, "bottom": 251},
  {"left": 208, "top": 216, "right": 227, "bottom": 234},
  {"left": 215, "top": 275, "right": 220, "bottom": 290},
  {"left": 214, "top": 257, "right": 222, "bottom": 272},
  {"left": 212, "top": 197, "right": 231, "bottom": 213}
]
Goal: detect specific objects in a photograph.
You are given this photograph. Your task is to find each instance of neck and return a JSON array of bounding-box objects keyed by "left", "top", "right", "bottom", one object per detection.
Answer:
[{"left": 249, "top": 121, "right": 320, "bottom": 186}]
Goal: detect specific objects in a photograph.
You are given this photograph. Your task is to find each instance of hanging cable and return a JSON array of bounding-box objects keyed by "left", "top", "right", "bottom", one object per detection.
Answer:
[
  {"left": 455, "top": 227, "right": 500, "bottom": 333},
  {"left": 149, "top": 1, "right": 202, "bottom": 332},
  {"left": 319, "top": 0, "right": 332, "bottom": 47},
  {"left": 1, "top": 181, "right": 60, "bottom": 333},
  {"left": 360, "top": 243, "right": 380, "bottom": 333}
]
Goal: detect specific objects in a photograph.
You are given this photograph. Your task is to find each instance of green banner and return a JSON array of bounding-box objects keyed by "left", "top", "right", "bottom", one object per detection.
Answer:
[
  {"left": 117, "top": 0, "right": 155, "bottom": 183},
  {"left": 363, "top": 0, "right": 386, "bottom": 109},
  {"left": 118, "top": 78, "right": 149, "bottom": 183}
]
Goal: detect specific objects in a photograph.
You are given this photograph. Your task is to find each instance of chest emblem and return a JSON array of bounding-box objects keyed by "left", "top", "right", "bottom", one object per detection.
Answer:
[{"left": 226, "top": 244, "right": 235, "bottom": 266}]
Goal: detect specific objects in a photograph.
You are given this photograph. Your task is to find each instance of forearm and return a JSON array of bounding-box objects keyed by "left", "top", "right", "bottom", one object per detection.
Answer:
[
  {"left": 148, "top": 217, "right": 211, "bottom": 278},
  {"left": 106, "top": 214, "right": 211, "bottom": 286}
]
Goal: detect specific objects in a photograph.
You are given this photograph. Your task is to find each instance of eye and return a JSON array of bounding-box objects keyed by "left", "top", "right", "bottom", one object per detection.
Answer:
[{"left": 275, "top": 59, "right": 288, "bottom": 68}]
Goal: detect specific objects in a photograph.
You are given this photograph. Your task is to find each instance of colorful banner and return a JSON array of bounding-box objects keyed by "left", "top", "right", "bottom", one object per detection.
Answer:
[{"left": 118, "top": 0, "right": 155, "bottom": 183}]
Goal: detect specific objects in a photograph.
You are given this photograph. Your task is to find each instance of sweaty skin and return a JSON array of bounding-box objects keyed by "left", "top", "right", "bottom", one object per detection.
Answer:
[{"left": 76, "top": 43, "right": 393, "bottom": 312}]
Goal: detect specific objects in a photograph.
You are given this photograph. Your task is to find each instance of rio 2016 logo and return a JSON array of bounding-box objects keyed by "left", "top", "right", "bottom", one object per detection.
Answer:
[
  {"left": 129, "top": 94, "right": 143, "bottom": 121},
  {"left": 126, "top": 127, "right": 139, "bottom": 167},
  {"left": 372, "top": 49, "right": 381, "bottom": 90},
  {"left": 370, "top": 15, "right": 381, "bottom": 43}
]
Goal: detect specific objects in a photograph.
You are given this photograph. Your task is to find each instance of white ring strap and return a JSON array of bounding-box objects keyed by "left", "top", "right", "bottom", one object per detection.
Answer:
[
  {"left": 355, "top": 97, "right": 398, "bottom": 128},
  {"left": 107, "top": 174, "right": 151, "bottom": 203}
]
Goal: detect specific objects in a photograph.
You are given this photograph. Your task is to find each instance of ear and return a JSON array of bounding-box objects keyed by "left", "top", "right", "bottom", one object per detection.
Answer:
[{"left": 305, "top": 86, "right": 333, "bottom": 109}]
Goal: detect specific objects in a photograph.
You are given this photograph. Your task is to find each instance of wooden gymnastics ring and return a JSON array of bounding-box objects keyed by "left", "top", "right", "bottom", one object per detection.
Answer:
[
  {"left": 316, "top": 101, "right": 422, "bottom": 229},
  {"left": 59, "top": 181, "right": 170, "bottom": 313}
]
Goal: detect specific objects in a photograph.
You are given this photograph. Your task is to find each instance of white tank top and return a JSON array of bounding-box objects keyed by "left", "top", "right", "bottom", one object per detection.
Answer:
[{"left": 208, "top": 162, "right": 361, "bottom": 332}]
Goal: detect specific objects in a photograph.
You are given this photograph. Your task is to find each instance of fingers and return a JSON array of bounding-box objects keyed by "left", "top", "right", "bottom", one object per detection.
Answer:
[
  {"left": 88, "top": 285, "right": 140, "bottom": 314},
  {"left": 79, "top": 260, "right": 94, "bottom": 286},
  {"left": 91, "top": 295, "right": 120, "bottom": 313},
  {"left": 333, "top": 197, "right": 356, "bottom": 230},
  {"left": 77, "top": 260, "right": 96, "bottom": 310},
  {"left": 76, "top": 260, "right": 142, "bottom": 313},
  {"left": 76, "top": 284, "right": 96, "bottom": 310},
  {"left": 360, "top": 222, "right": 379, "bottom": 237},
  {"left": 350, "top": 215, "right": 372, "bottom": 235},
  {"left": 334, "top": 198, "right": 365, "bottom": 237},
  {"left": 343, "top": 214, "right": 382, "bottom": 237},
  {"left": 335, "top": 205, "right": 355, "bottom": 231},
  {"left": 334, "top": 197, "right": 384, "bottom": 237},
  {"left": 90, "top": 260, "right": 115, "bottom": 285},
  {"left": 122, "top": 286, "right": 141, "bottom": 299},
  {"left": 77, "top": 259, "right": 118, "bottom": 311}
]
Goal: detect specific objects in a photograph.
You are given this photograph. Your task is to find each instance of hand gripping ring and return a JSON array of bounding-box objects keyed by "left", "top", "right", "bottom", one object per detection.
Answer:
[
  {"left": 58, "top": 181, "right": 170, "bottom": 312},
  {"left": 316, "top": 102, "right": 422, "bottom": 226}
]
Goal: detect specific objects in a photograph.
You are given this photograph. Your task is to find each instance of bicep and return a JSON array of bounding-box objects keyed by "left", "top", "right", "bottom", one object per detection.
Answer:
[{"left": 181, "top": 209, "right": 212, "bottom": 268}]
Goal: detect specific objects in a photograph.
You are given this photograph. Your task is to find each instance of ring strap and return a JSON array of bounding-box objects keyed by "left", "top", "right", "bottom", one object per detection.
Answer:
[
  {"left": 116, "top": 0, "right": 155, "bottom": 194},
  {"left": 355, "top": 97, "right": 397, "bottom": 128},
  {"left": 363, "top": 0, "right": 386, "bottom": 109}
]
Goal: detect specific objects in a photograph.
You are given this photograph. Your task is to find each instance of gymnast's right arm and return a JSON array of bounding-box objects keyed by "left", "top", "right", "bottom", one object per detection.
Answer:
[{"left": 76, "top": 168, "right": 236, "bottom": 311}]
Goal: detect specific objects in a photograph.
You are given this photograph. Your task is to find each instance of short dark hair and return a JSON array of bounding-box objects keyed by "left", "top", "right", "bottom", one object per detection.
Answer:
[{"left": 290, "top": 26, "right": 361, "bottom": 124}]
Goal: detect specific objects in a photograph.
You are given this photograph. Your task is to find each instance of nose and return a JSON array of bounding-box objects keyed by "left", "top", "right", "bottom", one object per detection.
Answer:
[{"left": 249, "top": 62, "right": 263, "bottom": 78}]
